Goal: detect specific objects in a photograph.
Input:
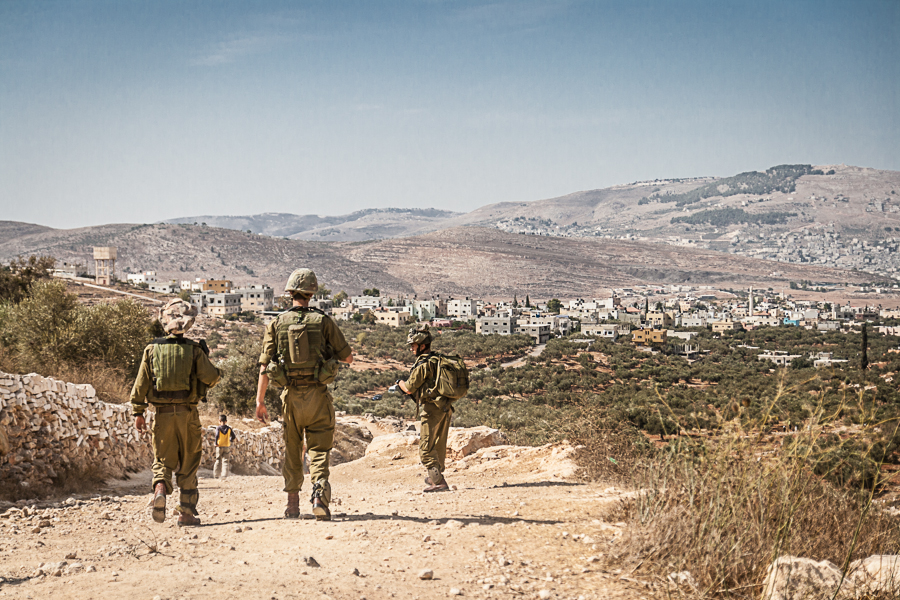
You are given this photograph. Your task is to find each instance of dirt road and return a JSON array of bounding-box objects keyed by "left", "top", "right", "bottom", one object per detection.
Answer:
[{"left": 0, "top": 439, "right": 651, "bottom": 600}]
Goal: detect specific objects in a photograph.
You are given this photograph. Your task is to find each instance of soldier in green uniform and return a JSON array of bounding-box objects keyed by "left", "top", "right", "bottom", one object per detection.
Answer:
[
  {"left": 398, "top": 323, "right": 452, "bottom": 493},
  {"left": 255, "top": 269, "right": 353, "bottom": 521},
  {"left": 132, "top": 299, "right": 221, "bottom": 526}
]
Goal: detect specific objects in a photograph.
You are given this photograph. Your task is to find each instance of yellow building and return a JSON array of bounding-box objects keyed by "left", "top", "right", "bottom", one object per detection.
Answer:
[{"left": 632, "top": 328, "right": 667, "bottom": 346}]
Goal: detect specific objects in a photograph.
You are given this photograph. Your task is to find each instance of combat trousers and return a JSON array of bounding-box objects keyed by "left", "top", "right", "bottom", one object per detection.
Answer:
[
  {"left": 213, "top": 446, "right": 231, "bottom": 478},
  {"left": 281, "top": 383, "right": 334, "bottom": 497},
  {"left": 419, "top": 400, "right": 453, "bottom": 474},
  {"left": 151, "top": 405, "right": 202, "bottom": 515}
]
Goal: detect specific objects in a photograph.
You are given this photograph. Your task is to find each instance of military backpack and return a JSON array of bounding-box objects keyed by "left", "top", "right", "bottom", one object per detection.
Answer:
[
  {"left": 268, "top": 307, "right": 339, "bottom": 387},
  {"left": 420, "top": 353, "right": 469, "bottom": 401}
]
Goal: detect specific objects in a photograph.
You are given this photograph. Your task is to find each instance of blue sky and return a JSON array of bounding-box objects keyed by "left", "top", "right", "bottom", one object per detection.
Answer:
[{"left": 1, "top": 0, "right": 898, "bottom": 228}]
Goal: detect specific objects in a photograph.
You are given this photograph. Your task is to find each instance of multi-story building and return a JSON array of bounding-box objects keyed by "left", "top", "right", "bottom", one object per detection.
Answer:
[
  {"left": 203, "top": 279, "right": 233, "bottom": 293},
  {"left": 582, "top": 322, "right": 620, "bottom": 340},
  {"left": 646, "top": 311, "right": 673, "bottom": 328},
  {"left": 350, "top": 295, "right": 383, "bottom": 310},
  {"left": 446, "top": 297, "right": 477, "bottom": 319},
  {"left": 632, "top": 328, "right": 667, "bottom": 346},
  {"left": 149, "top": 282, "right": 179, "bottom": 294},
  {"left": 373, "top": 309, "right": 411, "bottom": 328},
  {"left": 233, "top": 285, "right": 274, "bottom": 312},
  {"left": 515, "top": 323, "right": 551, "bottom": 344},
  {"left": 203, "top": 292, "right": 242, "bottom": 317},
  {"left": 711, "top": 320, "right": 743, "bottom": 333},
  {"left": 412, "top": 299, "right": 445, "bottom": 321},
  {"left": 126, "top": 271, "right": 157, "bottom": 285},
  {"left": 476, "top": 315, "right": 514, "bottom": 335}
]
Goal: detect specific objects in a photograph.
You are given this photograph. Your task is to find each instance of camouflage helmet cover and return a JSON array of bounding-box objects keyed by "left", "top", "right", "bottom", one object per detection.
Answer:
[
  {"left": 407, "top": 323, "right": 432, "bottom": 346},
  {"left": 284, "top": 268, "right": 319, "bottom": 295},
  {"left": 159, "top": 298, "right": 198, "bottom": 334}
]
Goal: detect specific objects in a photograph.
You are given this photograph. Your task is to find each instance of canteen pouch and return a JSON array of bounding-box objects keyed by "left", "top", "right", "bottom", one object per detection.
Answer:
[
  {"left": 266, "top": 360, "right": 289, "bottom": 387},
  {"left": 287, "top": 324, "right": 310, "bottom": 364}
]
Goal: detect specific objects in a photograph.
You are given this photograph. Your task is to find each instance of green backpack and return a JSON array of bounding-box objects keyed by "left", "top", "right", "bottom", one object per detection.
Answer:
[
  {"left": 271, "top": 308, "right": 339, "bottom": 386},
  {"left": 423, "top": 353, "right": 469, "bottom": 401}
]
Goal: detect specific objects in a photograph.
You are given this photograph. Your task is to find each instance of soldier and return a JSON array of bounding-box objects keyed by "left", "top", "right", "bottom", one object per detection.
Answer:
[
  {"left": 131, "top": 298, "right": 221, "bottom": 526},
  {"left": 255, "top": 269, "right": 353, "bottom": 521},
  {"left": 212, "top": 414, "right": 237, "bottom": 479},
  {"left": 398, "top": 323, "right": 453, "bottom": 493}
]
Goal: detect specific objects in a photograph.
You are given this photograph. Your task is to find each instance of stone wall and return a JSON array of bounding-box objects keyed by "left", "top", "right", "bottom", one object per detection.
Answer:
[
  {"left": 0, "top": 371, "right": 152, "bottom": 497},
  {"left": 0, "top": 370, "right": 374, "bottom": 497}
]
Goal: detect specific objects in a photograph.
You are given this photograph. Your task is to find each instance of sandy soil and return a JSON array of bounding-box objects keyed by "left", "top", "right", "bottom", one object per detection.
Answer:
[{"left": 0, "top": 436, "right": 653, "bottom": 600}]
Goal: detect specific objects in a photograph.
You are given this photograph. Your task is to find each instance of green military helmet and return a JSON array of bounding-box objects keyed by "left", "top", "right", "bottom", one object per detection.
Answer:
[
  {"left": 407, "top": 323, "right": 432, "bottom": 345},
  {"left": 284, "top": 268, "right": 319, "bottom": 296},
  {"left": 158, "top": 298, "right": 198, "bottom": 334}
]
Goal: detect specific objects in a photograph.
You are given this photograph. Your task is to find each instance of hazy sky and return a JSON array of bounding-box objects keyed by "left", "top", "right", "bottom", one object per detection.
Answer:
[{"left": 1, "top": 0, "right": 898, "bottom": 229}]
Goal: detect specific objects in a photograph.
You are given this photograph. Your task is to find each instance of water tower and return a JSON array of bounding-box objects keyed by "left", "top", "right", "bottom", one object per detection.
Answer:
[{"left": 93, "top": 247, "right": 117, "bottom": 285}]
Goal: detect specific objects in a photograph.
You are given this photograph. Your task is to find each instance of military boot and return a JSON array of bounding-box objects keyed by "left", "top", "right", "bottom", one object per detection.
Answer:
[
  {"left": 284, "top": 492, "right": 300, "bottom": 519},
  {"left": 424, "top": 468, "right": 450, "bottom": 493},
  {"left": 152, "top": 482, "right": 167, "bottom": 523},
  {"left": 177, "top": 510, "right": 201, "bottom": 527},
  {"left": 311, "top": 480, "right": 331, "bottom": 521}
]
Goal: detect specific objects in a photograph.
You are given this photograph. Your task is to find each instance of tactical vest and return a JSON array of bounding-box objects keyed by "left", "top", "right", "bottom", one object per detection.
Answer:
[
  {"left": 274, "top": 308, "right": 338, "bottom": 385},
  {"left": 150, "top": 337, "right": 201, "bottom": 402}
]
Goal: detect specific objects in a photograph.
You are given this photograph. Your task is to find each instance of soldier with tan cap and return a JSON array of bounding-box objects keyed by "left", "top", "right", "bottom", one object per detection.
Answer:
[
  {"left": 131, "top": 298, "right": 221, "bottom": 526},
  {"left": 255, "top": 269, "right": 353, "bottom": 520}
]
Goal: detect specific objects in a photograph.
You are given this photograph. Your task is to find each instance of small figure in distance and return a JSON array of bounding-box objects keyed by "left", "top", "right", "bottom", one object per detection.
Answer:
[
  {"left": 255, "top": 268, "right": 353, "bottom": 521},
  {"left": 213, "top": 414, "right": 237, "bottom": 479},
  {"left": 131, "top": 299, "right": 221, "bottom": 526},
  {"left": 398, "top": 323, "right": 453, "bottom": 493}
]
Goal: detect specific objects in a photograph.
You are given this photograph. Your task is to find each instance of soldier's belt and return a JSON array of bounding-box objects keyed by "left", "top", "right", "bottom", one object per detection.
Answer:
[
  {"left": 287, "top": 377, "right": 320, "bottom": 388},
  {"left": 154, "top": 404, "right": 191, "bottom": 413},
  {"left": 154, "top": 390, "right": 190, "bottom": 400}
]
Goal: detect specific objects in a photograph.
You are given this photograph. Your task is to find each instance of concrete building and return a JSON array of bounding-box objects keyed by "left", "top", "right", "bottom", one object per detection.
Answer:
[
  {"left": 811, "top": 352, "right": 849, "bottom": 368},
  {"left": 233, "top": 285, "right": 274, "bottom": 312},
  {"left": 203, "top": 292, "right": 242, "bottom": 317},
  {"left": 350, "top": 295, "right": 383, "bottom": 310},
  {"left": 204, "top": 280, "right": 233, "bottom": 293},
  {"left": 149, "top": 282, "right": 179, "bottom": 294},
  {"left": 582, "top": 322, "right": 620, "bottom": 340},
  {"left": 515, "top": 323, "right": 551, "bottom": 344},
  {"left": 758, "top": 351, "right": 801, "bottom": 367},
  {"left": 373, "top": 309, "right": 411, "bottom": 327},
  {"left": 711, "top": 320, "right": 744, "bottom": 333},
  {"left": 446, "top": 297, "right": 477, "bottom": 319},
  {"left": 632, "top": 328, "right": 667, "bottom": 346},
  {"left": 477, "top": 315, "right": 515, "bottom": 335},
  {"left": 412, "top": 299, "right": 445, "bottom": 321},
  {"left": 126, "top": 271, "right": 157, "bottom": 285},
  {"left": 646, "top": 311, "right": 674, "bottom": 328}
]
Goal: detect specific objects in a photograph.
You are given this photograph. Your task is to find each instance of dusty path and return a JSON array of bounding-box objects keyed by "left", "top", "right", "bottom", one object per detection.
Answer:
[{"left": 0, "top": 441, "right": 650, "bottom": 600}]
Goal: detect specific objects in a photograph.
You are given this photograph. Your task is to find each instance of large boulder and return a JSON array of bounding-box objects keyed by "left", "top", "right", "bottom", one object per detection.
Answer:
[
  {"left": 364, "top": 432, "right": 420, "bottom": 457},
  {"left": 447, "top": 426, "right": 508, "bottom": 459},
  {"left": 848, "top": 555, "right": 900, "bottom": 596},
  {"left": 761, "top": 556, "right": 855, "bottom": 600}
]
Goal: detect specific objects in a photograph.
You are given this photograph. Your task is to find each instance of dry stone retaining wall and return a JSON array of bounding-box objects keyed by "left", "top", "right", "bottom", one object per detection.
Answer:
[
  {"left": 0, "top": 371, "right": 374, "bottom": 497},
  {"left": 0, "top": 371, "right": 151, "bottom": 496}
]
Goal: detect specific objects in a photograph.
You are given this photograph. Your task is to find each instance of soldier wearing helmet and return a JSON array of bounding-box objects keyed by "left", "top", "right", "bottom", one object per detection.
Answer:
[
  {"left": 398, "top": 323, "right": 452, "bottom": 492},
  {"left": 255, "top": 268, "right": 353, "bottom": 520},
  {"left": 131, "top": 298, "right": 221, "bottom": 526}
]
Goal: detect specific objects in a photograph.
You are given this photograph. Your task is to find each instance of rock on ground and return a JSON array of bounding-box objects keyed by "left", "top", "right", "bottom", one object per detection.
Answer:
[{"left": 761, "top": 555, "right": 855, "bottom": 600}]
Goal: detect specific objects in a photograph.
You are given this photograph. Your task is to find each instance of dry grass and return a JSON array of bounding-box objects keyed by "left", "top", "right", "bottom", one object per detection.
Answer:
[{"left": 573, "top": 376, "right": 900, "bottom": 598}]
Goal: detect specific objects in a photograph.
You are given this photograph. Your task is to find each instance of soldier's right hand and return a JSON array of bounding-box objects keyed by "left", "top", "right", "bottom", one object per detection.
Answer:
[
  {"left": 134, "top": 415, "right": 146, "bottom": 433},
  {"left": 255, "top": 402, "right": 269, "bottom": 425}
]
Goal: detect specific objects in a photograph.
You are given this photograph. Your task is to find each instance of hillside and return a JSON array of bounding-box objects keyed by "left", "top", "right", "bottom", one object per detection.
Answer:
[
  {"left": 158, "top": 164, "right": 900, "bottom": 280},
  {"left": 0, "top": 221, "right": 869, "bottom": 299},
  {"left": 165, "top": 208, "right": 462, "bottom": 242}
]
